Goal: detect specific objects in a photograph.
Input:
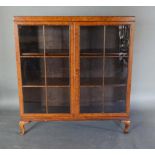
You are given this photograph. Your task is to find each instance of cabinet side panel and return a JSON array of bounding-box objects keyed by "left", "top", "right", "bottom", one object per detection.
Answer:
[
  {"left": 126, "top": 23, "right": 135, "bottom": 114},
  {"left": 14, "top": 23, "right": 24, "bottom": 115}
]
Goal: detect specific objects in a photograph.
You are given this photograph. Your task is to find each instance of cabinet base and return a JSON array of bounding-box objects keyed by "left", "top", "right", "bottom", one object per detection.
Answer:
[{"left": 19, "top": 119, "right": 131, "bottom": 135}]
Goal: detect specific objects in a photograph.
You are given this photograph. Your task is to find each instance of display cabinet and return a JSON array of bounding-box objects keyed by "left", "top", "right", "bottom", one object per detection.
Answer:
[{"left": 14, "top": 16, "right": 135, "bottom": 135}]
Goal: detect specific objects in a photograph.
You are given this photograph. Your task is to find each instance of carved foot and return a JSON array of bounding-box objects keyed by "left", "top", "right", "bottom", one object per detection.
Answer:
[
  {"left": 122, "top": 120, "right": 131, "bottom": 134},
  {"left": 19, "top": 121, "right": 30, "bottom": 135}
]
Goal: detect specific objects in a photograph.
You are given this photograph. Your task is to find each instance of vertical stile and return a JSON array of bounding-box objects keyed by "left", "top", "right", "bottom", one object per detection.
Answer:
[
  {"left": 74, "top": 24, "right": 80, "bottom": 116},
  {"left": 70, "top": 23, "right": 75, "bottom": 115}
]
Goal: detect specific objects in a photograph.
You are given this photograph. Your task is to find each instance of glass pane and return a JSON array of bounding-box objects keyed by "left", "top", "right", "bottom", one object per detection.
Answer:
[
  {"left": 21, "top": 58, "right": 45, "bottom": 85},
  {"left": 104, "top": 57, "right": 128, "bottom": 113},
  {"left": 80, "top": 26, "right": 104, "bottom": 55},
  {"left": 47, "top": 88, "right": 70, "bottom": 113},
  {"left": 46, "top": 58, "right": 69, "bottom": 86},
  {"left": 45, "top": 26, "right": 69, "bottom": 55},
  {"left": 104, "top": 57, "right": 128, "bottom": 85},
  {"left": 80, "top": 25, "right": 129, "bottom": 114},
  {"left": 18, "top": 26, "right": 44, "bottom": 55},
  {"left": 105, "top": 25, "right": 130, "bottom": 55},
  {"left": 23, "top": 87, "right": 46, "bottom": 113},
  {"left": 104, "top": 86, "right": 126, "bottom": 113},
  {"left": 80, "top": 58, "right": 103, "bottom": 86},
  {"left": 45, "top": 26, "right": 70, "bottom": 113},
  {"left": 104, "top": 25, "right": 129, "bottom": 113},
  {"left": 80, "top": 87, "right": 104, "bottom": 113},
  {"left": 80, "top": 26, "right": 104, "bottom": 113}
]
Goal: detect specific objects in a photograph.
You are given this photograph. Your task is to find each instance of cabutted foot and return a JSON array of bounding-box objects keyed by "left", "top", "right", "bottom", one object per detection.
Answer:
[
  {"left": 121, "top": 120, "right": 131, "bottom": 134},
  {"left": 19, "top": 121, "right": 30, "bottom": 135}
]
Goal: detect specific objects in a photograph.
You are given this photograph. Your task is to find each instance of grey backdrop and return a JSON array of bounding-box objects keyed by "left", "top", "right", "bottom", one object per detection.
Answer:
[{"left": 0, "top": 6, "right": 154, "bottom": 110}]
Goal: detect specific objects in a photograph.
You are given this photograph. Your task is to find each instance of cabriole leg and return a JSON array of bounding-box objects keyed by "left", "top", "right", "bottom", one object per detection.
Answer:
[
  {"left": 122, "top": 120, "right": 131, "bottom": 134},
  {"left": 19, "top": 121, "right": 30, "bottom": 135}
]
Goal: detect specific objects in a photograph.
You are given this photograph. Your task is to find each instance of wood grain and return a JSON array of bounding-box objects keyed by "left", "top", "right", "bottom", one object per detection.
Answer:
[{"left": 14, "top": 16, "right": 135, "bottom": 22}]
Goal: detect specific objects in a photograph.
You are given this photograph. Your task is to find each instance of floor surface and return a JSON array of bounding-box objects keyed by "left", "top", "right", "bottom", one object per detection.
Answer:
[{"left": 0, "top": 106, "right": 155, "bottom": 149}]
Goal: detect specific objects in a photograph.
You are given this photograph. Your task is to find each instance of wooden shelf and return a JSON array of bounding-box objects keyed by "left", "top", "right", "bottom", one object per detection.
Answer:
[
  {"left": 24, "top": 105, "right": 70, "bottom": 114},
  {"left": 45, "top": 49, "right": 69, "bottom": 54},
  {"left": 21, "top": 49, "right": 69, "bottom": 58},
  {"left": 80, "top": 78, "right": 126, "bottom": 87},
  {"left": 22, "top": 77, "right": 126, "bottom": 88},
  {"left": 80, "top": 49, "right": 128, "bottom": 58},
  {"left": 47, "top": 78, "right": 69, "bottom": 87},
  {"left": 46, "top": 53, "right": 69, "bottom": 58},
  {"left": 80, "top": 52, "right": 103, "bottom": 58},
  {"left": 21, "top": 53, "right": 44, "bottom": 56},
  {"left": 20, "top": 52, "right": 128, "bottom": 58},
  {"left": 22, "top": 79, "right": 45, "bottom": 87},
  {"left": 80, "top": 52, "right": 128, "bottom": 58},
  {"left": 20, "top": 48, "right": 128, "bottom": 58},
  {"left": 80, "top": 49, "right": 128, "bottom": 53},
  {"left": 21, "top": 53, "right": 69, "bottom": 58},
  {"left": 22, "top": 78, "right": 69, "bottom": 87},
  {"left": 104, "top": 77, "right": 127, "bottom": 86},
  {"left": 22, "top": 85, "right": 45, "bottom": 88},
  {"left": 80, "top": 78, "right": 103, "bottom": 87}
]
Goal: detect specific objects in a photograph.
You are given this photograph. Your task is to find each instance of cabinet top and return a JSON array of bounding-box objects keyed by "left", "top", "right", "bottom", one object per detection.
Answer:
[{"left": 14, "top": 16, "right": 135, "bottom": 22}]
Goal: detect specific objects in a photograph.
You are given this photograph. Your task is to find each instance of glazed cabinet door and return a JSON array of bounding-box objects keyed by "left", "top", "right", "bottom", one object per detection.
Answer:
[
  {"left": 75, "top": 23, "right": 131, "bottom": 116},
  {"left": 17, "top": 23, "right": 74, "bottom": 115}
]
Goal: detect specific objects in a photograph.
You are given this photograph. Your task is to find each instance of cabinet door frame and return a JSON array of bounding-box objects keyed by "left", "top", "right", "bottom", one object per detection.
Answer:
[
  {"left": 74, "top": 21, "right": 135, "bottom": 120},
  {"left": 14, "top": 21, "right": 76, "bottom": 120}
]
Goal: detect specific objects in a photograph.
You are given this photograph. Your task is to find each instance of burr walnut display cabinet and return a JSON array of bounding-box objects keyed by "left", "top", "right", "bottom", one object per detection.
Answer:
[{"left": 14, "top": 16, "right": 135, "bottom": 135}]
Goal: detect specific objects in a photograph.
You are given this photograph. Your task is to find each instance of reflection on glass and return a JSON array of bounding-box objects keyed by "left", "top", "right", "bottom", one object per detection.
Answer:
[
  {"left": 119, "top": 25, "right": 130, "bottom": 53},
  {"left": 104, "top": 57, "right": 128, "bottom": 85},
  {"left": 105, "top": 25, "right": 130, "bottom": 54}
]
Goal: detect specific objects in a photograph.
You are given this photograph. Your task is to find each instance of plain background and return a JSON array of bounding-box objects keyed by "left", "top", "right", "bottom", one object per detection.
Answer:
[{"left": 0, "top": 6, "right": 155, "bottom": 110}]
